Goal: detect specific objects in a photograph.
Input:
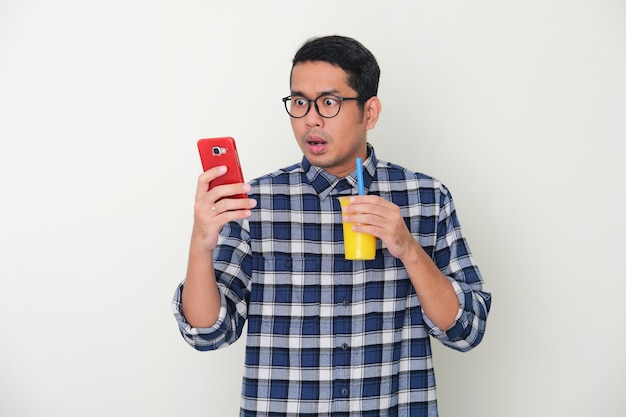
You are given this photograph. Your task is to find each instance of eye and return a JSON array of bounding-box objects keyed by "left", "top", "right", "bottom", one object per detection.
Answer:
[
  {"left": 293, "top": 97, "right": 308, "bottom": 107},
  {"left": 321, "top": 96, "right": 339, "bottom": 107}
]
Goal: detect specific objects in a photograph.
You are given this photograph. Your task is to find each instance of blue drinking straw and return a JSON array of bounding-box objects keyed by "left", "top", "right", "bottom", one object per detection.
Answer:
[{"left": 356, "top": 157, "right": 364, "bottom": 195}]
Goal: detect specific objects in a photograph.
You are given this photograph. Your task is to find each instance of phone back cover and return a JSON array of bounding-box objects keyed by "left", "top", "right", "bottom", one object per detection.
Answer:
[{"left": 197, "top": 137, "right": 247, "bottom": 198}]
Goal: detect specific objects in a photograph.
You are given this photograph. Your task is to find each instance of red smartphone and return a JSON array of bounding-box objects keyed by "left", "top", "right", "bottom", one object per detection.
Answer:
[{"left": 197, "top": 137, "right": 247, "bottom": 198}]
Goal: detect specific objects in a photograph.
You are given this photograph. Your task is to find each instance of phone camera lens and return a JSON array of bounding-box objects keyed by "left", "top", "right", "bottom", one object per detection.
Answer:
[{"left": 212, "top": 146, "right": 221, "bottom": 155}]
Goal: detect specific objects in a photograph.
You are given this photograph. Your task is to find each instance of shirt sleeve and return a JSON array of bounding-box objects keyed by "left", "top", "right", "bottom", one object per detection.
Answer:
[
  {"left": 171, "top": 219, "right": 252, "bottom": 351},
  {"left": 424, "top": 185, "right": 492, "bottom": 352}
]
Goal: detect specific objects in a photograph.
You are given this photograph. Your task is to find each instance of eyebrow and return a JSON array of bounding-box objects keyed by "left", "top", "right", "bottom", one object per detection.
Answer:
[{"left": 290, "top": 89, "right": 342, "bottom": 98}]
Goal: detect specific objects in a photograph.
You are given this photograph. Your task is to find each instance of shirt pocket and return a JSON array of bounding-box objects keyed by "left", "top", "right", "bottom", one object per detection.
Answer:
[
  {"left": 249, "top": 255, "right": 322, "bottom": 337},
  {"left": 360, "top": 254, "right": 419, "bottom": 333}
]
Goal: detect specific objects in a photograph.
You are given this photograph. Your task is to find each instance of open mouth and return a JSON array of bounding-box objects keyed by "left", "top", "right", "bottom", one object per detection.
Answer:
[{"left": 306, "top": 137, "right": 327, "bottom": 154}]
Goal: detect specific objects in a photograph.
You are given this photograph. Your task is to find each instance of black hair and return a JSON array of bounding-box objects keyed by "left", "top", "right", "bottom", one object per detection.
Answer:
[{"left": 291, "top": 35, "right": 380, "bottom": 100}]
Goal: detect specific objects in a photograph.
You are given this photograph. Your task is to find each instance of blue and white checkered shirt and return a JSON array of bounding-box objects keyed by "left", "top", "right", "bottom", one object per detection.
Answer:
[{"left": 173, "top": 145, "right": 491, "bottom": 417}]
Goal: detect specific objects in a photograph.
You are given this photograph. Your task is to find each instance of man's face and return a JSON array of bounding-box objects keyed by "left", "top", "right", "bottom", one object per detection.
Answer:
[{"left": 289, "top": 61, "right": 379, "bottom": 178}]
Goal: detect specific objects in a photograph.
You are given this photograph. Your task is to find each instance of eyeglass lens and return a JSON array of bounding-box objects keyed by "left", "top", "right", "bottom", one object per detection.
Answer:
[{"left": 285, "top": 95, "right": 343, "bottom": 118}]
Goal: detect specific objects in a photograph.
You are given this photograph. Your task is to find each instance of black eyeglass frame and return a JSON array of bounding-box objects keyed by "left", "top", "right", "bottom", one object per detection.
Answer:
[{"left": 281, "top": 94, "right": 369, "bottom": 119}]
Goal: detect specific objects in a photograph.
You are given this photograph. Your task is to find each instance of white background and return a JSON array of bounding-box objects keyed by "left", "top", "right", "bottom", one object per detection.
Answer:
[{"left": 1, "top": 1, "right": 625, "bottom": 416}]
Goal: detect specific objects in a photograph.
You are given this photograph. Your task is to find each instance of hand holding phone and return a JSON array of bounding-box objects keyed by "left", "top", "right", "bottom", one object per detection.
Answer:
[{"left": 197, "top": 137, "right": 247, "bottom": 199}]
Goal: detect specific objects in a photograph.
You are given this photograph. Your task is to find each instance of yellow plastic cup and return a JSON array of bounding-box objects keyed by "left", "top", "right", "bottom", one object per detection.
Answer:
[{"left": 338, "top": 196, "right": 376, "bottom": 260}]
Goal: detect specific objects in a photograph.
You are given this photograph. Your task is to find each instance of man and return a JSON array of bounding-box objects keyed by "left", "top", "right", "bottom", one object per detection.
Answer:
[{"left": 173, "top": 35, "right": 491, "bottom": 417}]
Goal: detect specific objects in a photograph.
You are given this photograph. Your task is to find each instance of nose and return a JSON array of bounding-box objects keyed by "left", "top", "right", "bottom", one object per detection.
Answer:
[{"left": 304, "top": 103, "right": 324, "bottom": 129}]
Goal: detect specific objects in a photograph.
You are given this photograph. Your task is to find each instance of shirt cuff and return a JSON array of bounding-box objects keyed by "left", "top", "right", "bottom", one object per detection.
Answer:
[
  {"left": 425, "top": 278, "right": 465, "bottom": 339},
  {"left": 173, "top": 284, "right": 228, "bottom": 336}
]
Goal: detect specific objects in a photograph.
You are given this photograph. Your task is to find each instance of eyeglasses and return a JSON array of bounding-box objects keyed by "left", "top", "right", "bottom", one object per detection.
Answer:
[{"left": 282, "top": 94, "right": 368, "bottom": 118}]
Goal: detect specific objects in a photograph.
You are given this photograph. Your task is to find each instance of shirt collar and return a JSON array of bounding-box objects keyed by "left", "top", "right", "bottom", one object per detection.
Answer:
[{"left": 302, "top": 143, "right": 378, "bottom": 200}]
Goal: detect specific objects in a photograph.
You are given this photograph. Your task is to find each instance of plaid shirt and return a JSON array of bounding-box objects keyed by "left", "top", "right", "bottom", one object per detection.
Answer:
[{"left": 173, "top": 145, "right": 491, "bottom": 417}]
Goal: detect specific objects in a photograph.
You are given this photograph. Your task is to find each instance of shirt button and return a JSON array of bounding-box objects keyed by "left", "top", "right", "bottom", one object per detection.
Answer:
[
  {"left": 341, "top": 388, "right": 349, "bottom": 396},
  {"left": 342, "top": 299, "right": 350, "bottom": 307},
  {"left": 341, "top": 343, "right": 349, "bottom": 350}
]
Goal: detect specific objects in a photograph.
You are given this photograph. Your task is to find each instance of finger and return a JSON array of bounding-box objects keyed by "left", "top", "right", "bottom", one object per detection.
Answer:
[
  {"left": 195, "top": 166, "right": 227, "bottom": 198},
  {"left": 205, "top": 206, "right": 255, "bottom": 233},
  {"left": 343, "top": 196, "right": 391, "bottom": 217},
  {"left": 202, "top": 183, "right": 251, "bottom": 206},
  {"left": 192, "top": 197, "right": 255, "bottom": 244},
  {"left": 212, "top": 194, "right": 257, "bottom": 216},
  {"left": 346, "top": 195, "right": 390, "bottom": 209}
]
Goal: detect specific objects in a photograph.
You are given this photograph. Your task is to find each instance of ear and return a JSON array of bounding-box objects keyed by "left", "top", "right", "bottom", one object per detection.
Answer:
[{"left": 364, "top": 96, "right": 382, "bottom": 130}]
